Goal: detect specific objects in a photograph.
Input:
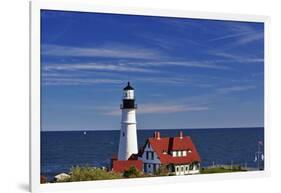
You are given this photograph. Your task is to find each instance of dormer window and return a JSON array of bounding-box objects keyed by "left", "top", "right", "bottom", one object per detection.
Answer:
[{"left": 171, "top": 150, "right": 189, "bottom": 157}]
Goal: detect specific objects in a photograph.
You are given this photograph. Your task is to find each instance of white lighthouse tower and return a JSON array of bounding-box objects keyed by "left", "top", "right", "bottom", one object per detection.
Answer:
[{"left": 118, "top": 82, "right": 138, "bottom": 160}]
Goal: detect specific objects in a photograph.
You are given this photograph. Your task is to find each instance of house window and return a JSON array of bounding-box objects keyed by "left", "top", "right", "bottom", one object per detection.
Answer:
[
  {"left": 171, "top": 165, "right": 175, "bottom": 172},
  {"left": 181, "top": 166, "right": 184, "bottom": 171},
  {"left": 190, "top": 163, "right": 194, "bottom": 170},
  {"left": 176, "top": 167, "right": 179, "bottom": 172},
  {"left": 146, "top": 151, "right": 149, "bottom": 159},
  {"left": 148, "top": 143, "right": 150, "bottom": 148},
  {"left": 178, "top": 151, "right": 182, "bottom": 157},
  {"left": 122, "top": 132, "right": 125, "bottom": 137},
  {"left": 144, "top": 163, "right": 147, "bottom": 173},
  {"left": 148, "top": 164, "right": 151, "bottom": 168},
  {"left": 185, "top": 166, "right": 188, "bottom": 171},
  {"left": 183, "top": 150, "right": 187, "bottom": 156},
  {"left": 151, "top": 152, "right": 154, "bottom": 160}
]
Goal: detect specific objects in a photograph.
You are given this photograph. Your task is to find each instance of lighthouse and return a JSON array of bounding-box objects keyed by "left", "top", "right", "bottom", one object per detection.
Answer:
[{"left": 117, "top": 82, "right": 138, "bottom": 160}]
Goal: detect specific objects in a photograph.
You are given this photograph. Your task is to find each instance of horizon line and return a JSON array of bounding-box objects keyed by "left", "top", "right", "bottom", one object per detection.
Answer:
[{"left": 41, "top": 126, "right": 264, "bottom": 132}]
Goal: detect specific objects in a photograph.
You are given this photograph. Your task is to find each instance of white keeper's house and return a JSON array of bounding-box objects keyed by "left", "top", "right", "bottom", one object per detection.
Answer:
[{"left": 138, "top": 131, "right": 201, "bottom": 175}]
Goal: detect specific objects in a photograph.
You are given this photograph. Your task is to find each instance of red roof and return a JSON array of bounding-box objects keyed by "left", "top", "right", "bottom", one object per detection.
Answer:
[
  {"left": 141, "top": 132, "right": 201, "bottom": 165},
  {"left": 112, "top": 160, "right": 143, "bottom": 173}
]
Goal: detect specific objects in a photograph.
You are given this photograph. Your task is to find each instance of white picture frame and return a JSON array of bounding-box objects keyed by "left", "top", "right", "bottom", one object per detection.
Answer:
[{"left": 30, "top": 0, "right": 270, "bottom": 192}]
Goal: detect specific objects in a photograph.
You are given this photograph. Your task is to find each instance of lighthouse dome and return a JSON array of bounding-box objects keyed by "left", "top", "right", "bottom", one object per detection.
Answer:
[{"left": 123, "top": 82, "right": 134, "bottom": 90}]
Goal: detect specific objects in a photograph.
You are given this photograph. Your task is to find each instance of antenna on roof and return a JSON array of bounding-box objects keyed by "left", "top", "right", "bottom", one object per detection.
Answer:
[{"left": 127, "top": 74, "right": 130, "bottom": 85}]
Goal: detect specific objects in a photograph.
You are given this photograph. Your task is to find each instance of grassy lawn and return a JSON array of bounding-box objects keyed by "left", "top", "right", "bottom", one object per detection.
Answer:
[
  {"left": 52, "top": 166, "right": 145, "bottom": 183},
  {"left": 200, "top": 166, "right": 246, "bottom": 174},
  {"left": 45, "top": 165, "right": 248, "bottom": 183}
]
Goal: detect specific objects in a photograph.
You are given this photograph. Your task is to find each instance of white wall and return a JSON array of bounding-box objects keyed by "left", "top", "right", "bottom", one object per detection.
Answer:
[
  {"left": 1, "top": 0, "right": 281, "bottom": 193},
  {"left": 174, "top": 163, "right": 200, "bottom": 175},
  {"left": 118, "top": 108, "right": 138, "bottom": 160}
]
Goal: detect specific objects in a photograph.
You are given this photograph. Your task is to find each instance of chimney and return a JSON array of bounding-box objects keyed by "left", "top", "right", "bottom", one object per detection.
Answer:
[
  {"left": 154, "top": 131, "right": 160, "bottom": 140},
  {"left": 157, "top": 132, "right": 160, "bottom": 140},
  {"left": 179, "top": 131, "right": 183, "bottom": 139}
]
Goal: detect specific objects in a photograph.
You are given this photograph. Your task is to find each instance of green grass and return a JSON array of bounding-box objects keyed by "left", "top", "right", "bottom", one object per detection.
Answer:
[
  {"left": 54, "top": 165, "right": 247, "bottom": 183},
  {"left": 200, "top": 166, "right": 246, "bottom": 174},
  {"left": 56, "top": 165, "right": 148, "bottom": 182}
]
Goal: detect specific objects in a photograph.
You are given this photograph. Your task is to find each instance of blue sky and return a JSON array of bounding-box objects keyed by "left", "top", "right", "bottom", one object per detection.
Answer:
[{"left": 41, "top": 10, "right": 264, "bottom": 131}]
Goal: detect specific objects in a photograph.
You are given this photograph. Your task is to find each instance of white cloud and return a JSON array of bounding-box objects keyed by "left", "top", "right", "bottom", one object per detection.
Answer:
[
  {"left": 208, "top": 23, "right": 263, "bottom": 46},
  {"left": 42, "top": 44, "right": 161, "bottom": 59},
  {"left": 43, "top": 63, "right": 158, "bottom": 73},
  {"left": 209, "top": 51, "right": 264, "bottom": 64},
  {"left": 134, "top": 77, "right": 190, "bottom": 85},
  {"left": 42, "top": 77, "right": 123, "bottom": 86},
  {"left": 130, "top": 60, "right": 232, "bottom": 70},
  {"left": 209, "top": 31, "right": 254, "bottom": 42},
  {"left": 104, "top": 103, "right": 209, "bottom": 116},
  {"left": 217, "top": 85, "right": 256, "bottom": 94},
  {"left": 236, "top": 32, "right": 264, "bottom": 45},
  {"left": 138, "top": 33, "right": 201, "bottom": 50},
  {"left": 138, "top": 104, "right": 209, "bottom": 114}
]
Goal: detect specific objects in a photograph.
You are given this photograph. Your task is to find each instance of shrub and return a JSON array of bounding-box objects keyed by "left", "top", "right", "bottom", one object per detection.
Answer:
[
  {"left": 123, "top": 166, "right": 142, "bottom": 178},
  {"left": 155, "top": 165, "right": 169, "bottom": 176},
  {"left": 40, "top": 175, "right": 47, "bottom": 184},
  {"left": 60, "top": 166, "right": 121, "bottom": 182}
]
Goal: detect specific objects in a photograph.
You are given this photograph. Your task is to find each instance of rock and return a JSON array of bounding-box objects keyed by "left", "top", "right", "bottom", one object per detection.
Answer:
[{"left": 54, "top": 173, "right": 70, "bottom": 182}]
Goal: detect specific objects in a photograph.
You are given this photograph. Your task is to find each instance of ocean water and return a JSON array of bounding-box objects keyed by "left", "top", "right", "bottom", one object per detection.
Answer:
[{"left": 41, "top": 127, "right": 264, "bottom": 180}]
